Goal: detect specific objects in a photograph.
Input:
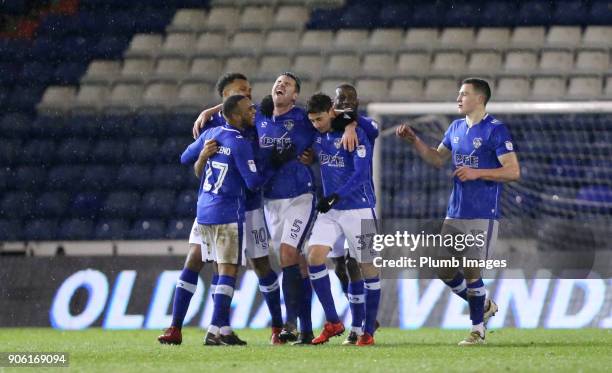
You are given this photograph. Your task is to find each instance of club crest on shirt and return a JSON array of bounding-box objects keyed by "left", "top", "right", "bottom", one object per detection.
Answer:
[
  {"left": 505, "top": 141, "right": 514, "bottom": 151},
  {"left": 473, "top": 137, "right": 482, "bottom": 149},
  {"left": 248, "top": 160, "right": 257, "bottom": 172},
  {"left": 356, "top": 145, "right": 366, "bottom": 158},
  {"left": 283, "top": 120, "right": 294, "bottom": 131},
  {"left": 334, "top": 138, "right": 342, "bottom": 149},
  {"left": 260, "top": 121, "right": 267, "bottom": 128},
  {"left": 453, "top": 136, "right": 459, "bottom": 143}
]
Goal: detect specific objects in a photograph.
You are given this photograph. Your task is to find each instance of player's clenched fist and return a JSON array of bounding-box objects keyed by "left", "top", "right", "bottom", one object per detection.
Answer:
[
  {"left": 395, "top": 124, "right": 417, "bottom": 144},
  {"left": 453, "top": 166, "right": 480, "bottom": 182},
  {"left": 200, "top": 139, "right": 218, "bottom": 158}
]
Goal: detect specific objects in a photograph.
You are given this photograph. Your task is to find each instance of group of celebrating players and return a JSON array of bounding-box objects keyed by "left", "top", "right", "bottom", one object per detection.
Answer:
[{"left": 157, "top": 70, "right": 520, "bottom": 347}]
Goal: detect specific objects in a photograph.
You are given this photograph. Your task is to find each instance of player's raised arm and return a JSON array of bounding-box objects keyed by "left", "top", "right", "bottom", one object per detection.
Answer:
[
  {"left": 180, "top": 135, "right": 205, "bottom": 165},
  {"left": 396, "top": 124, "right": 451, "bottom": 168},
  {"left": 192, "top": 103, "right": 222, "bottom": 139}
]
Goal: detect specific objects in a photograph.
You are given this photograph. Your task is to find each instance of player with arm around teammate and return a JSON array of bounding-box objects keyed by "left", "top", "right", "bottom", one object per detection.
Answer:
[{"left": 306, "top": 93, "right": 381, "bottom": 346}]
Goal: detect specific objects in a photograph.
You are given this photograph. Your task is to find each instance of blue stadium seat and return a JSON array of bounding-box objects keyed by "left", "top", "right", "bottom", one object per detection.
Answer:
[
  {"left": 140, "top": 190, "right": 176, "bottom": 218},
  {"left": 58, "top": 218, "right": 94, "bottom": 240},
  {"left": 132, "top": 114, "right": 168, "bottom": 137},
  {"left": 577, "top": 185, "right": 612, "bottom": 203},
  {"left": 29, "top": 37, "right": 61, "bottom": 61},
  {"left": 159, "top": 137, "right": 188, "bottom": 162},
  {"left": 54, "top": 62, "right": 87, "bottom": 85},
  {"left": 70, "top": 192, "right": 103, "bottom": 218},
  {"left": 38, "top": 15, "right": 75, "bottom": 38},
  {"left": 377, "top": 3, "right": 413, "bottom": 28},
  {"left": 60, "top": 35, "right": 97, "bottom": 61},
  {"left": 0, "top": 39, "right": 29, "bottom": 63},
  {"left": 127, "top": 138, "right": 158, "bottom": 163},
  {"left": 0, "top": 0, "right": 28, "bottom": 15},
  {"left": 589, "top": 0, "right": 612, "bottom": 24},
  {"left": 94, "top": 218, "right": 129, "bottom": 239},
  {"left": 47, "top": 165, "right": 84, "bottom": 190},
  {"left": 411, "top": 3, "right": 443, "bottom": 27},
  {"left": 166, "top": 218, "right": 191, "bottom": 239},
  {"left": 0, "top": 62, "right": 19, "bottom": 85},
  {"left": 518, "top": 1, "right": 553, "bottom": 25},
  {"left": 0, "top": 113, "right": 32, "bottom": 138},
  {"left": 116, "top": 165, "right": 152, "bottom": 189},
  {"left": 7, "top": 84, "right": 45, "bottom": 110},
  {"left": 307, "top": 8, "right": 345, "bottom": 30},
  {"left": 24, "top": 219, "right": 59, "bottom": 240},
  {"left": 151, "top": 164, "right": 190, "bottom": 189},
  {"left": 57, "top": 139, "right": 91, "bottom": 163},
  {"left": 31, "top": 115, "right": 70, "bottom": 139},
  {"left": 15, "top": 166, "right": 47, "bottom": 191},
  {"left": 339, "top": 4, "right": 375, "bottom": 28},
  {"left": 80, "top": 165, "right": 116, "bottom": 190},
  {"left": 166, "top": 113, "right": 196, "bottom": 136},
  {"left": 21, "top": 139, "right": 56, "bottom": 165},
  {"left": 101, "top": 191, "right": 141, "bottom": 218},
  {"left": 67, "top": 115, "right": 102, "bottom": 139},
  {"left": 0, "top": 219, "right": 22, "bottom": 241},
  {"left": 479, "top": 1, "right": 517, "bottom": 26},
  {"left": 129, "top": 219, "right": 166, "bottom": 239},
  {"left": 0, "top": 139, "right": 22, "bottom": 166},
  {"left": 134, "top": 9, "right": 174, "bottom": 33},
  {"left": 552, "top": 0, "right": 589, "bottom": 25},
  {"left": 444, "top": 3, "right": 480, "bottom": 27},
  {"left": 19, "top": 62, "right": 56, "bottom": 85},
  {"left": 33, "top": 192, "right": 70, "bottom": 218},
  {"left": 92, "top": 140, "right": 126, "bottom": 164},
  {"left": 99, "top": 114, "right": 135, "bottom": 138},
  {"left": 92, "top": 36, "right": 130, "bottom": 59},
  {"left": 175, "top": 189, "right": 197, "bottom": 218},
  {"left": 0, "top": 191, "right": 35, "bottom": 219}
]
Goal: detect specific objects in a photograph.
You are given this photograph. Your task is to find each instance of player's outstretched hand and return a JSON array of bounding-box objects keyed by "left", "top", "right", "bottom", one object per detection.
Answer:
[
  {"left": 201, "top": 139, "right": 218, "bottom": 159},
  {"left": 453, "top": 166, "right": 480, "bottom": 182},
  {"left": 259, "top": 95, "right": 274, "bottom": 118},
  {"left": 341, "top": 121, "right": 358, "bottom": 152},
  {"left": 299, "top": 147, "right": 314, "bottom": 165},
  {"left": 270, "top": 144, "right": 296, "bottom": 168},
  {"left": 316, "top": 193, "right": 339, "bottom": 213},
  {"left": 396, "top": 124, "right": 417, "bottom": 144}
]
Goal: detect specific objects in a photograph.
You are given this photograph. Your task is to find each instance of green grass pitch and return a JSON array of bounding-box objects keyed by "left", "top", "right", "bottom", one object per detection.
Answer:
[{"left": 1, "top": 328, "right": 611, "bottom": 373}]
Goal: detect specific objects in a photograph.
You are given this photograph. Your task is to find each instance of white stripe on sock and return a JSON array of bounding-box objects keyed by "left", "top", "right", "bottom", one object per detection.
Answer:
[
  {"left": 309, "top": 268, "right": 328, "bottom": 280},
  {"left": 348, "top": 294, "right": 365, "bottom": 303},
  {"left": 452, "top": 281, "right": 467, "bottom": 294},
  {"left": 467, "top": 286, "right": 486, "bottom": 297},
  {"left": 259, "top": 280, "right": 280, "bottom": 293},
  {"left": 215, "top": 284, "right": 234, "bottom": 297},
  {"left": 208, "top": 325, "right": 219, "bottom": 335},
  {"left": 364, "top": 281, "right": 381, "bottom": 290},
  {"left": 176, "top": 280, "right": 197, "bottom": 293}
]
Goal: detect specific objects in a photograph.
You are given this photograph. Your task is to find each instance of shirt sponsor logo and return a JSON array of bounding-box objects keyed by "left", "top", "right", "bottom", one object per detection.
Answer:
[
  {"left": 334, "top": 138, "right": 342, "bottom": 149},
  {"left": 319, "top": 153, "right": 345, "bottom": 167},
  {"left": 455, "top": 154, "right": 479, "bottom": 168}
]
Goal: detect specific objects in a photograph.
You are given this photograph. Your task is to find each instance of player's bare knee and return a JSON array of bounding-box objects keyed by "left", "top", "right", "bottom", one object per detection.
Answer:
[
  {"left": 307, "top": 245, "right": 329, "bottom": 266},
  {"left": 464, "top": 267, "right": 481, "bottom": 282},
  {"left": 298, "top": 255, "right": 309, "bottom": 277},
  {"left": 217, "top": 263, "right": 238, "bottom": 277},
  {"left": 184, "top": 244, "right": 204, "bottom": 272},
  {"left": 279, "top": 243, "right": 300, "bottom": 267},
  {"left": 359, "top": 262, "right": 379, "bottom": 279}
]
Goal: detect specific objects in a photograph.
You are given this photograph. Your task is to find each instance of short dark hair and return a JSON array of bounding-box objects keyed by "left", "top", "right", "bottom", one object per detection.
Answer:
[
  {"left": 222, "top": 94, "right": 247, "bottom": 119},
  {"left": 216, "top": 72, "right": 248, "bottom": 98},
  {"left": 281, "top": 71, "right": 301, "bottom": 93},
  {"left": 307, "top": 93, "right": 333, "bottom": 114},
  {"left": 462, "top": 78, "right": 491, "bottom": 105}
]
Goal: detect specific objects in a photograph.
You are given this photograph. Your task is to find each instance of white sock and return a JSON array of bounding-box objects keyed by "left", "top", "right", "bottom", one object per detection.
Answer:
[
  {"left": 471, "top": 323, "right": 485, "bottom": 337},
  {"left": 220, "top": 326, "right": 233, "bottom": 336},
  {"left": 207, "top": 325, "right": 219, "bottom": 335},
  {"left": 351, "top": 326, "right": 364, "bottom": 336}
]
